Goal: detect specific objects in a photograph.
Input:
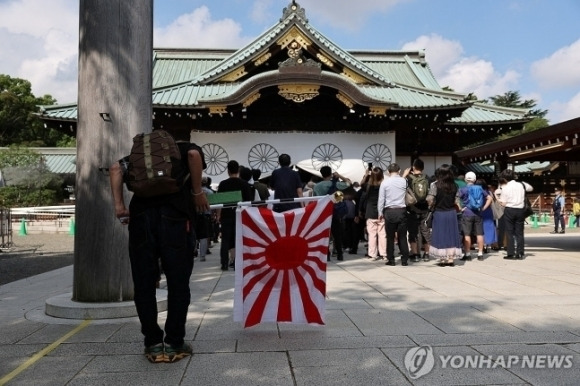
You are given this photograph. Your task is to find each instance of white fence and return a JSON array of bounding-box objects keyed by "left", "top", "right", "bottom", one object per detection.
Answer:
[{"left": 9, "top": 205, "right": 75, "bottom": 236}]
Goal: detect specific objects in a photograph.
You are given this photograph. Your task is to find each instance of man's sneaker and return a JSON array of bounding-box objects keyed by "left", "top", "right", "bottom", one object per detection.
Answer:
[
  {"left": 165, "top": 342, "right": 193, "bottom": 363},
  {"left": 422, "top": 253, "right": 430, "bottom": 262},
  {"left": 460, "top": 254, "right": 472, "bottom": 261},
  {"left": 477, "top": 253, "right": 484, "bottom": 261},
  {"left": 144, "top": 343, "right": 165, "bottom": 363}
]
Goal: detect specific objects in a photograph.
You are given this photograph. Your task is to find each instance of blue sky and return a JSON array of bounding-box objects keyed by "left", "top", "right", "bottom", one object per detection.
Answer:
[{"left": 1, "top": 0, "right": 579, "bottom": 123}]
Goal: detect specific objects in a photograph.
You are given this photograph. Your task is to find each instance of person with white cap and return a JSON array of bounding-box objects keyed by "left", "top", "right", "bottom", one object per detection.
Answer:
[{"left": 456, "top": 171, "right": 493, "bottom": 261}]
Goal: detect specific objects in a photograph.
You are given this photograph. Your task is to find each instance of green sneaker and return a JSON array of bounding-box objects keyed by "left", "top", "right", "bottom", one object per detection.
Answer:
[
  {"left": 144, "top": 343, "right": 165, "bottom": 363},
  {"left": 165, "top": 342, "right": 192, "bottom": 363}
]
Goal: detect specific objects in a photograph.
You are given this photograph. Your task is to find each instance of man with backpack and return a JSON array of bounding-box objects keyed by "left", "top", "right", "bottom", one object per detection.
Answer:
[
  {"left": 403, "top": 159, "right": 431, "bottom": 262},
  {"left": 110, "top": 129, "right": 208, "bottom": 363},
  {"left": 314, "top": 166, "right": 351, "bottom": 261},
  {"left": 457, "top": 171, "right": 492, "bottom": 261}
]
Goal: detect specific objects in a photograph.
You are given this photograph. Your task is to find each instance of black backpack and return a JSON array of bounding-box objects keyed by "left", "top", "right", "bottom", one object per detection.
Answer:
[{"left": 126, "top": 130, "right": 189, "bottom": 197}]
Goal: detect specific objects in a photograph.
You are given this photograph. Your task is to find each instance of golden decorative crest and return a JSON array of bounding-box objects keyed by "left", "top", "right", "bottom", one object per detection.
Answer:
[
  {"left": 336, "top": 92, "right": 354, "bottom": 108},
  {"left": 254, "top": 52, "right": 271, "bottom": 67},
  {"left": 341, "top": 68, "right": 368, "bottom": 84},
  {"left": 208, "top": 106, "right": 228, "bottom": 115},
  {"left": 243, "top": 93, "right": 261, "bottom": 108},
  {"left": 369, "top": 106, "right": 387, "bottom": 116},
  {"left": 218, "top": 66, "right": 247, "bottom": 82},
  {"left": 276, "top": 26, "right": 312, "bottom": 50},
  {"left": 278, "top": 84, "right": 319, "bottom": 103},
  {"left": 317, "top": 53, "right": 334, "bottom": 68}
]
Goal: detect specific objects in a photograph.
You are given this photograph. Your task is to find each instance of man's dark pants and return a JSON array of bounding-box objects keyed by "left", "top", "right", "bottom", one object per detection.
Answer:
[
  {"left": 129, "top": 205, "right": 194, "bottom": 347},
  {"left": 407, "top": 210, "right": 431, "bottom": 251},
  {"left": 503, "top": 207, "right": 526, "bottom": 256},
  {"left": 220, "top": 217, "right": 236, "bottom": 269},
  {"left": 329, "top": 217, "right": 344, "bottom": 259},
  {"left": 384, "top": 208, "right": 409, "bottom": 263}
]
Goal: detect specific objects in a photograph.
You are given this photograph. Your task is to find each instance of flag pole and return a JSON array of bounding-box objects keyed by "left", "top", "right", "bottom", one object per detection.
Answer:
[{"left": 209, "top": 195, "right": 328, "bottom": 210}]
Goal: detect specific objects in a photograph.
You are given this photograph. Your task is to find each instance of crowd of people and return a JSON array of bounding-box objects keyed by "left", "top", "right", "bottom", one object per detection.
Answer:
[
  {"left": 110, "top": 132, "right": 548, "bottom": 364},
  {"left": 195, "top": 156, "right": 541, "bottom": 270}
]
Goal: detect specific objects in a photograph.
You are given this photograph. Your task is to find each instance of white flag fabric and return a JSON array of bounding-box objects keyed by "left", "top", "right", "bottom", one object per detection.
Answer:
[{"left": 233, "top": 196, "right": 334, "bottom": 328}]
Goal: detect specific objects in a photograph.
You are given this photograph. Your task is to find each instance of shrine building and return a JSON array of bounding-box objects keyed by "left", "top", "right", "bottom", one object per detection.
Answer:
[{"left": 39, "top": 1, "right": 530, "bottom": 181}]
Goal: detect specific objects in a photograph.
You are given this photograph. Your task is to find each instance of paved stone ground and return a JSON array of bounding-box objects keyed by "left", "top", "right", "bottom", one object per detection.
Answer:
[
  {"left": 0, "top": 222, "right": 576, "bottom": 286},
  {"left": 0, "top": 234, "right": 74, "bottom": 285}
]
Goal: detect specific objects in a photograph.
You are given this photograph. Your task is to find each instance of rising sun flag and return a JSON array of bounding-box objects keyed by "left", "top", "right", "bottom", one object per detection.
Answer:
[{"left": 233, "top": 196, "right": 334, "bottom": 328}]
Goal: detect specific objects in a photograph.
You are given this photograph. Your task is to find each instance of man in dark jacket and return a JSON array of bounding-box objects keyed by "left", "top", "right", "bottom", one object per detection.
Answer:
[
  {"left": 110, "top": 130, "right": 208, "bottom": 363},
  {"left": 216, "top": 160, "right": 253, "bottom": 271}
]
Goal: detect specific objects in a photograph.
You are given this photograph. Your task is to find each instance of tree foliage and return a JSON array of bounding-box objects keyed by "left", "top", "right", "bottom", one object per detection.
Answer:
[
  {"left": 488, "top": 91, "right": 549, "bottom": 138},
  {"left": 489, "top": 90, "right": 548, "bottom": 119},
  {"left": 441, "top": 88, "right": 551, "bottom": 148},
  {"left": 0, "top": 74, "right": 75, "bottom": 146},
  {"left": 0, "top": 146, "right": 64, "bottom": 207}
]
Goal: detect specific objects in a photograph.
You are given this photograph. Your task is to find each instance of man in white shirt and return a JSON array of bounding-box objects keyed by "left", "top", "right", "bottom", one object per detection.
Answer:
[
  {"left": 498, "top": 169, "right": 533, "bottom": 260},
  {"left": 377, "top": 163, "right": 409, "bottom": 266}
]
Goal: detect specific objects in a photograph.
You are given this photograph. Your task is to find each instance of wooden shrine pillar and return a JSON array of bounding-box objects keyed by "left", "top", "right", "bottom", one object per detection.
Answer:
[{"left": 73, "top": 0, "right": 153, "bottom": 302}]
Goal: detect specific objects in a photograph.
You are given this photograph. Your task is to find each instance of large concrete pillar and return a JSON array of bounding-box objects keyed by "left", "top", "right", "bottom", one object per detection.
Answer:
[{"left": 73, "top": 0, "right": 153, "bottom": 302}]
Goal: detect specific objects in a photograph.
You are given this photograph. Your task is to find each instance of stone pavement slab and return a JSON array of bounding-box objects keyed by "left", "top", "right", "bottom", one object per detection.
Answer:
[{"left": 0, "top": 232, "right": 579, "bottom": 385}]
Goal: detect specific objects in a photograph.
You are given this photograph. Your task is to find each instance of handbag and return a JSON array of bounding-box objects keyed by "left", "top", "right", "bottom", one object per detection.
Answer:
[
  {"left": 491, "top": 197, "right": 504, "bottom": 220},
  {"left": 523, "top": 196, "right": 534, "bottom": 218},
  {"left": 405, "top": 188, "right": 417, "bottom": 206},
  {"left": 520, "top": 182, "right": 534, "bottom": 217}
]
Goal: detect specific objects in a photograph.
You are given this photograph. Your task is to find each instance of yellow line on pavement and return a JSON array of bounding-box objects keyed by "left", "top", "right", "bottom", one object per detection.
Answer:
[{"left": 0, "top": 319, "right": 91, "bottom": 386}]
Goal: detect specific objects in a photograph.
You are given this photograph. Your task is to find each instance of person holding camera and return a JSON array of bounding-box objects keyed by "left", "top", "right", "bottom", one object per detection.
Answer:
[{"left": 314, "top": 166, "right": 351, "bottom": 261}]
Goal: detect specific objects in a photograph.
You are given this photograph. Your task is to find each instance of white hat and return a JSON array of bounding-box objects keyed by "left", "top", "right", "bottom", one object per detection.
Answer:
[{"left": 465, "top": 171, "right": 476, "bottom": 182}]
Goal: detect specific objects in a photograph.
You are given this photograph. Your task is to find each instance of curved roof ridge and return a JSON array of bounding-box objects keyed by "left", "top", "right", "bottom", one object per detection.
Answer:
[{"left": 190, "top": 2, "right": 394, "bottom": 87}]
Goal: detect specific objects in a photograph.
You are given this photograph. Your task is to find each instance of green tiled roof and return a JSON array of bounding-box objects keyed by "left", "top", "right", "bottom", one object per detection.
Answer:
[
  {"left": 191, "top": 11, "right": 391, "bottom": 87},
  {"left": 0, "top": 148, "right": 76, "bottom": 175},
  {"left": 152, "top": 49, "right": 231, "bottom": 88},
  {"left": 43, "top": 154, "right": 76, "bottom": 174},
  {"left": 466, "top": 161, "right": 551, "bottom": 175},
  {"left": 353, "top": 51, "right": 442, "bottom": 90},
  {"left": 150, "top": 69, "right": 469, "bottom": 109},
  {"left": 449, "top": 103, "right": 529, "bottom": 124},
  {"left": 38, "top": 103, "right": 77, "bottom": 121},
  {"left": 38, "top": 1, "right": 528, "bottom": 129}
]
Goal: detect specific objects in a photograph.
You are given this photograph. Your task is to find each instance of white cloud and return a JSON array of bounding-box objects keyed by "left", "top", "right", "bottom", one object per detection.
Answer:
[
  {"left": 402, "top": 34, "right": 520, "bottom": 99},
  {"left": 154, "top": 6, "right": 249, "bottom": 49},
  {"left": 0, "top": 0, "right": 78, "bottom": 103},
  {"left": 298, "top": 0, "right": 407, "bottom": 31},
  {"left": 401, "top": 34, "right": 463, "bottom": 77},
  {"left": 531, "top": 38, "right": 580, "bottom": 89},
  {"left": 440, "top": 58, "right": 520, "bottom": 98},
  {"left": 549, "top": 92, "right": 580, "bottom": 123}
]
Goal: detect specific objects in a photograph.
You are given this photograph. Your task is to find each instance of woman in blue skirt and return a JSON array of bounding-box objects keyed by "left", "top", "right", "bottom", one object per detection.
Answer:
[
  {"left": 427, "top": 165, "right": 462, "bottom": 266},
  {"left": 476, "top": 179, "right": 497, "bottom": 252}
]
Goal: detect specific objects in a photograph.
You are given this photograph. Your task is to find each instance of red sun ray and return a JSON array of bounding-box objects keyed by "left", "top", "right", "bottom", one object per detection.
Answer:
[
  {"left": 245, "top": 271, "right": 280, "bottom": 328},
  {"left": 292, "top": 268, "right": 324, "bottom": 325}
]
